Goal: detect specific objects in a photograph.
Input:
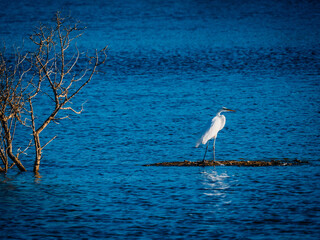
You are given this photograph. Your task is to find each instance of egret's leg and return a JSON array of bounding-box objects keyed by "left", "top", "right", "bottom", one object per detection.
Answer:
[
  {"left": 202, "top": 143, "right": 209, "bottom": 162},
  {"left": 213, "top": 137, "right": 216, "bottom": 161}
]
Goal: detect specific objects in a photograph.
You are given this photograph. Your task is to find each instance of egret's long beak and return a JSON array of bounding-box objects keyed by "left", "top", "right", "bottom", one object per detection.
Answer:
[{"left": 226, "top": 109, "right": 236, "bottom": 112}]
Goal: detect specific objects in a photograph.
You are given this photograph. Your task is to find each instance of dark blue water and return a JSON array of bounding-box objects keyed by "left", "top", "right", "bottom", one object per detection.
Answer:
[{"left": 1, "top": 0, "right": 320, "bottom": 239}]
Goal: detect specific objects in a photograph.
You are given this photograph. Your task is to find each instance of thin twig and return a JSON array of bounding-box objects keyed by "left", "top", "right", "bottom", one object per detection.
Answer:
[{"left": 41, "top": 135, "right": 57, "bottom": 150}]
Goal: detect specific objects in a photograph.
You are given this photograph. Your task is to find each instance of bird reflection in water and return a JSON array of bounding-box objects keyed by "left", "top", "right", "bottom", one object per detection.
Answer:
[{"left": 202, "top": 170, "right": 232, "bottom": 205}]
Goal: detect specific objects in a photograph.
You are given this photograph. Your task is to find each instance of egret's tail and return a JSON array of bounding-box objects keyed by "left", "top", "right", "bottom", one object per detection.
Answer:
[{"left": 195, "top": 138, "right": 202, "bottom": 148}]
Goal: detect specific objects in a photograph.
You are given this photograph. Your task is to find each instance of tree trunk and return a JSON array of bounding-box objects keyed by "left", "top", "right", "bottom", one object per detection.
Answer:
[
  {"left": 0, "top": 149, "right": 8, "bottom": 172},
  {"left": 1, "top": 120, "right": 27, "bottom": 172},
  {"left": 7, "top": 147, "right": 27, "bottom": 172},
  {"left": 33, "top": 133, "right": 42, "bottom": 173}
]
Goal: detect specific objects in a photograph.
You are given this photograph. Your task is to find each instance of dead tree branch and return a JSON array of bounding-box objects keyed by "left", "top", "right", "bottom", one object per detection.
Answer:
[{"left": 28, "top": 11, "right": 107, "bottom": 173}]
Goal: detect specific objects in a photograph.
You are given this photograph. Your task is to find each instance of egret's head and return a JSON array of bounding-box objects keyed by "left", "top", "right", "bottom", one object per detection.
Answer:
[{"left": 221, "top": 107, "right": 236, "bottom": 112}]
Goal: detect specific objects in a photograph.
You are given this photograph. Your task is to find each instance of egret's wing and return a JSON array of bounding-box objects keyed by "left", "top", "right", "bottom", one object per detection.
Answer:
[
  {"left": 195, "top": 116, "right": 220, "bottom": 147},
  {"left": 219, "top": 115, "right": 226, "bottom": 130}
]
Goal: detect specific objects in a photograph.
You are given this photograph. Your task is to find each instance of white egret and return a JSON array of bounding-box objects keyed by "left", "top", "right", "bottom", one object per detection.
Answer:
[{"left": 195, "top": 107, "right": 235, "bottom": 162}]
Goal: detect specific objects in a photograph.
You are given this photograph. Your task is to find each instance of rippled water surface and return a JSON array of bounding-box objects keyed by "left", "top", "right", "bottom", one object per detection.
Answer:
[{"left": 1, "top": 0, "right": 320, "bottom": 239}]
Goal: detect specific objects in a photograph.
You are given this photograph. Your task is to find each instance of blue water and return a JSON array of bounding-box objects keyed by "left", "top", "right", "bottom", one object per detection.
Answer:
[{"left": 1, "top": 0, "right": 320, "bottom": 239}]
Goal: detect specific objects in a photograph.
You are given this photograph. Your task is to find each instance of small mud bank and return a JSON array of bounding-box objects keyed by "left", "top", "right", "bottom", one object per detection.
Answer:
[{"left": 144, "top": 159, "right": 308, "bottom": 167}]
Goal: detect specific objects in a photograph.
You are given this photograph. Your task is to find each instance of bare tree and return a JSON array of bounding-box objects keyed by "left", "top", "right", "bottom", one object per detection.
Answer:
[
  {"left": 0, "top": 49, "right": 31, "bottom": 172},
  {"left": 28, "top": 12, "right": 107, "bottom": 173},
  {"left": 0, "top": 12, "right": 107, "bottom": 173}
]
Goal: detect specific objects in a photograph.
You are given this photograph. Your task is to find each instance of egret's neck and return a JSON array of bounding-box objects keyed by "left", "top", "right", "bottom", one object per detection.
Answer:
[{"left": 217, "top": 110, "right": 223, "bottom": 116}]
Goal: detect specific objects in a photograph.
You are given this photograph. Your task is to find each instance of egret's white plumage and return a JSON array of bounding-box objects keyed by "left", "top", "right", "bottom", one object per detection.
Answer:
[
  {"left": 196, "top": 107, "right": 235, "bottom": 161},
  {"left": 195, "top": 114, "right": 226, "bottom": 148}
]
